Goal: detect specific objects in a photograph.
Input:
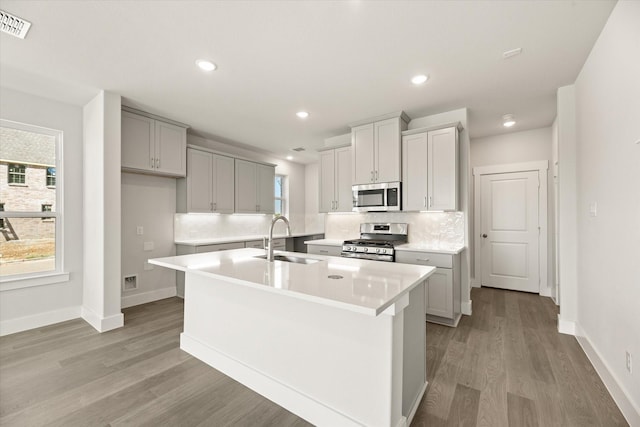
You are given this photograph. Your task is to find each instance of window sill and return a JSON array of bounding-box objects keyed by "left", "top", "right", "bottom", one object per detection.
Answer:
[
  {"left": 8, "top": 183, "right": 28, "bottom": 187},
  {"left": 0, "top": 271, "right": 70, "bottom": 291}
]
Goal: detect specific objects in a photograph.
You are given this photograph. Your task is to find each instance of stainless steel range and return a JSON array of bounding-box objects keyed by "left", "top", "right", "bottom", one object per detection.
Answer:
[{"left": 341, "top": 223, "right": 408, "bottom": 262}]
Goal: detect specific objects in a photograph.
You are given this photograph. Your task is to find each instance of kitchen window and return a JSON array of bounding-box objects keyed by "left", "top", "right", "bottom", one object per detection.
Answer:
[
  {"left": 275, "top": 175, "right": 285, "bottom": 216},
  {"left": 0, "top": 120, "right": 63, "bottom": 283}
]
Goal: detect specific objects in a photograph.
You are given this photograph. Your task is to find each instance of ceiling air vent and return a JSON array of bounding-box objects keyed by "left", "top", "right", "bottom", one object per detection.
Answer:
[
  {"left": 292, "top": 147, "right": 306, "bottom": 152},
  {"left": 0, "top": 10, "right": 31, "bottom": 39}
]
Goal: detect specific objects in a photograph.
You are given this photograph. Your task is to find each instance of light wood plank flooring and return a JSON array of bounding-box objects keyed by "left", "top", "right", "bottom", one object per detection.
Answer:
[
  {"left": 0, "top": 288, "right": 628, "bottom": 426},
  {"left": 412, "top": 287, "right": 628, "bottom": 427},
  {"left": 0, "top": 298, "right": 311, "bottom": 427}
]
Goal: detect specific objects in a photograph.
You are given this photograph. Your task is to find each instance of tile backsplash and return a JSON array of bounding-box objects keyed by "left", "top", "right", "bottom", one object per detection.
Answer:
[
  {"left": 324, "top": 211, "right": 464, "bottom": 245},
  {"left": 175, "top": 213, "right": 307, "bottom": 241}
]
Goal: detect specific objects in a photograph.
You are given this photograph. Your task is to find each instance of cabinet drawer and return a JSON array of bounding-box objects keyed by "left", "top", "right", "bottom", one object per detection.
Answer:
[
  {"left": 195, "top": 242, "right": 244, "bottom": 253},
  {"left": 245, "top": 240, "right": 264, "bottom": 249},
  {"left": 395, "top": 251, "right": 452, "bottom": 268},
  {"left": 307, "top": 245, "right": 342, "bottom": 257}
]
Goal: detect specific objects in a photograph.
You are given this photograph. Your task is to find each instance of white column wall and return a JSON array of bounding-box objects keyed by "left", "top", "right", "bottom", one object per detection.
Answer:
[{"left": 82, "top": 91, "right": 124, "bottom": 332}]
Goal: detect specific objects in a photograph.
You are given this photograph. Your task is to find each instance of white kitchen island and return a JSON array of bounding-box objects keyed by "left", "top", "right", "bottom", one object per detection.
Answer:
[{"left": 149, "top": 248, "right": 434, "bottom": 427}]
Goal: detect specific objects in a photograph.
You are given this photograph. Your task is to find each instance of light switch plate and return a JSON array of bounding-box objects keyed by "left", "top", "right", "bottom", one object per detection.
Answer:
[
  {"left": 136, "top": 226, "right": 143, "bottom": 235},
  {"left": 143, "top": 241, "right": 154, "bottom": 251},
  {"left": 589, "top": 202, "right": 597, "bottom": 217}
]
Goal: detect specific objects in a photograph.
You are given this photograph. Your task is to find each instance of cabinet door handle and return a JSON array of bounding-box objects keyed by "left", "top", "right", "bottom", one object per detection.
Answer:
[
  {"left": 423, "top": 196, "right": 427, "bottom": 207},
  {"left": 156, "top": 158, "right": 160, "bottom": 169},
  {"left": 428, "top": 196, "right": 432, "bottom": 208},
  {"left": 320, "top": 250, "right": 329, "bottom": 253},
  {"left": 375, "top": 170, "right": 378, "bottom": 181},
  {"left": 416, "top": 258, "right": 430, "bottom": 262},
  {"left": 214, "top": 202, "right": 217, "bottom": 211},
  {"left": 210, "top": 202, "right": 213, "bottom": 211},
  {"left": 151, "top": 157, "right": 155, "bottom": 168},
  {"left": 370, "top": 171, "right": 374, "bottom": 182}
]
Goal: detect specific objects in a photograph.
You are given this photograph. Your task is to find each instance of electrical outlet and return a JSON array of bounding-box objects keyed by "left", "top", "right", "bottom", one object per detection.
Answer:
[
  {"left": 136, "top": 226, "right": 143, "bottom": 235},
  {"left": 626, "top": 351, "right": 633, "bottom": 373},
  {"left": 143, "top": 241, "right": 154, "bottom": 251}
]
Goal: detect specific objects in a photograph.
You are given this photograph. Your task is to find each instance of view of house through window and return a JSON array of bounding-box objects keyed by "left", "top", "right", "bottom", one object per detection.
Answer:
[
  {"left": 275, "top": 175, "right": 285, "bottom": 216},
  {"left": 0, "top": 121, "right": 61, "bottom": 278}
]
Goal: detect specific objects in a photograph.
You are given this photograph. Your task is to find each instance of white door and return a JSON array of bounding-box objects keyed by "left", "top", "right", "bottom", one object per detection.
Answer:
[{"left": 480, "top": 171, "right": 540, "bottom": 293}]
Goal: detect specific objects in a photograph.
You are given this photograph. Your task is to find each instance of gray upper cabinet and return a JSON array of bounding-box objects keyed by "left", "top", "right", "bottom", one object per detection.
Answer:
[
  {"left": 181, "top": 148, "right": 234, "bottom": 213},
  {"left": 350, "top": 112, "right": 409, "bottom": 185},
  {"left": 235, "top": 159, "right": 275, "bottom": 214},
  {"left": 402, "top": 124, "right": 459, "bottom": 211},
  {"left": 319, "top": 145, "right": 352, "bottom": 212},
  {"left": 121, "top": 109, "right": 187, "bottom": 177}
]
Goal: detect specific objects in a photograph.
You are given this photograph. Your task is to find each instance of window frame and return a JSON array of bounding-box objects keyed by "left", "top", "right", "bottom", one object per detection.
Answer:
[
  {"left": 0, "top": 119, "right": 65, "bottom": 285},
  {"left": 46, "top": 167, "right": 56, "bottom": 187},
  {"left": 274, "top": 174, "right": 286, "bottom": 216},
  {"left": 8, "top": 163, "right": 26, "bottom": 185}
]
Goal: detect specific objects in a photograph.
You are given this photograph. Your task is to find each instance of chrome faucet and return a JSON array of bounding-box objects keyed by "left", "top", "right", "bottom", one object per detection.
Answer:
[{"left": 266, "top": 215, "right": 291, "bottom": 261}]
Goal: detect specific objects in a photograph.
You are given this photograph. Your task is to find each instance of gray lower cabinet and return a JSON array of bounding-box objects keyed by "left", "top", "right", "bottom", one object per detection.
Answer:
[
  {"left": 245, "top": 238, "right": 286, "bottom": 251},
  {"left": 176, "top": 242, "right": 244, "bottom": 297},
  {"left": 395, "top": 250, "right": 461, "bottom": 327},
  {"left": 306, "top": 244, "right": 342, "bottom": 257}
]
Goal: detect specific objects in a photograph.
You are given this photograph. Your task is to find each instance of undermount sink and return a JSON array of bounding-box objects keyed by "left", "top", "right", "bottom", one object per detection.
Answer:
[{"left": 254, "top": 254, "right": 321, "bottom": 264}]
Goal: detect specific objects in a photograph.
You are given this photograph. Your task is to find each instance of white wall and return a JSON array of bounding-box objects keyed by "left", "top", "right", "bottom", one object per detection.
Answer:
[
  {"left": 121, "top": 173, "right": 177, "bottom": 308},
  {"left": 0, "top": 87, "right": 84, "bottom": 335},
  {"left": 572, "top": 0, "right": 640, "bottom": 422},
  {"left": 82, "top": 91, "right": 123, "bottom": 332},
  {"left": 470, "top": 127, "right": 554, "bottom": 296}
]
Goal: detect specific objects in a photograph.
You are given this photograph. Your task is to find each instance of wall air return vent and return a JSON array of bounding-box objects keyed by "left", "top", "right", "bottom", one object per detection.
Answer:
[
  {"left": 0, "top": 10, "right": 31, "bottom": 39},
  {"left": 292, "top": 147, "right": 306, "bottom": 152}
]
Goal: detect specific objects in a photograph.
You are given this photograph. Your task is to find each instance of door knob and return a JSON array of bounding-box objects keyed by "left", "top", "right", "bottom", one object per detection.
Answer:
[{"left": 482, "top": 234, "right": 488, "bottom": 238}]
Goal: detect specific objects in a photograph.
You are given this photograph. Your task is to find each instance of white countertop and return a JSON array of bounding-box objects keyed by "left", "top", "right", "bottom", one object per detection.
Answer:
[
  {"left": 304, "top": 239, "right": 465, "bottom": 255},
  {"left": 176, "top": 231, "right": 324, "bottom": 246},
  {"left": 395, "top": 243, "right": 465, "bottom": 255},
  {"left": 149, "top": 248, "right": 434, "bottom": 316},
  {"left": 302, "top": 238, "right": 348, "bottom": 246}
]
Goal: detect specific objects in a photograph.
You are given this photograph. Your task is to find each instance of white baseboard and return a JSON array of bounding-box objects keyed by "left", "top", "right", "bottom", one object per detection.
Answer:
[
  {"left": 539, "top": 287, "right": 551, "bottom": 297},
  {"left": 0, "top": 306, "right": 81, "bottom": 336},
  {"left": 470, "top": 278, "right": 481, "bottom": 288},
  {"left": 121, "top": 286, "right": 177, "bottom": 308},
  {"left": 181, "top": 333, "right": 364, "bottom": 427},
  {"left": 461, "top": 300, "right": 472, "bottom": 316},
  {"left": 557, "top": 314, "right": 576, "bottom": 335},
  {"left": 405, "top": 381, "right": 428, "bottom": 427},
  {"left": 576, "top": 331, "right": 640, "bottom": 426},
  {"left": 81, "top": 306, "right": 124, "bottom": 333}
]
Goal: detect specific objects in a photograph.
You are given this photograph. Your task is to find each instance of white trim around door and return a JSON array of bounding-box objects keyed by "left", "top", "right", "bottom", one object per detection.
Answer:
[{"left": 473, "top": 161, "right": 549, "bottom": 295}]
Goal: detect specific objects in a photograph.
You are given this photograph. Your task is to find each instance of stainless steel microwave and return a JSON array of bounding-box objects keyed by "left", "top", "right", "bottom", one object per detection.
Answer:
[{"left": 352, "top": 182, "right": 401, "bottom": 212}]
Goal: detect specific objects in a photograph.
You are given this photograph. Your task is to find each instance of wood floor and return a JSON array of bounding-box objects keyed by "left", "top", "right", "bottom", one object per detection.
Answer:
[
  {"left": 0, "top": 288, "right": 627, "bottom": 427},
  {"left": 413, "top": 287, "right": 628, "bottom": 427}
]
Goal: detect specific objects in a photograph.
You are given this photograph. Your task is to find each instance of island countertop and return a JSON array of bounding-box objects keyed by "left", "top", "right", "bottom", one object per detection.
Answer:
[{"left": 149, "top": 248, "right": 434, "bottom": 316}]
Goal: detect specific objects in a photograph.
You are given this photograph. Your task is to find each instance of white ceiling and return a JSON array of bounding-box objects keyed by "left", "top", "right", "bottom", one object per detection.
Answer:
[{"left": 0, "top": 0, "right": 615, "bottom": 163}]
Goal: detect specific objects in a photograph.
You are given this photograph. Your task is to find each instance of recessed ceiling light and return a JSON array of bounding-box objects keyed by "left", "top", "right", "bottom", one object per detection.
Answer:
[
  {"left": 286, "top": 155, "right": 293, "bottom": 160},
  {"left": 411, "top": 74, "right": 429, "bottom": 85},
  {"left": 503, "top": 114, "right": 516, "bottom": 127},
  {"left": 296, "top": 111, "right": 310, "bottom": 119},
  {"left": 196, "top": 59, "right": 216, "bottom": 72}
]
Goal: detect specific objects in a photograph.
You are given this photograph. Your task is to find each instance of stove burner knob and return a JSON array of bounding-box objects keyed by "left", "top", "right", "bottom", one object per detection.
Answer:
[
  {"left": 376, "top": 248, "right": 382, "bottom": 254},
  {"left": 363, "top": 247, "right": 369, "bottom": 253}
]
